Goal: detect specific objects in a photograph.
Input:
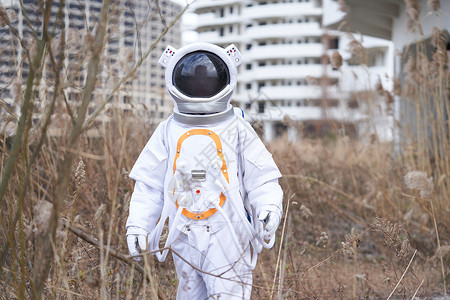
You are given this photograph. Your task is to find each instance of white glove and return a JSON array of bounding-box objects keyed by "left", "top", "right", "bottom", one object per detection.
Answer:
[
  {"left": 126, "top": 227, "right": 148, "bottom": 262},
  {"left": 258, "top": 206, "right": 282, "bottom": 240}
]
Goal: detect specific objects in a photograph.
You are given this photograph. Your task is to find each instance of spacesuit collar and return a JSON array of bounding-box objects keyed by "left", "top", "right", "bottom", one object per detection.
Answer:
[
  {"left": 169, "top": 86, "right": 233, "bottom": 114},
  {"left": 173, "top": 105, "right": 235, "bottom": 125}
]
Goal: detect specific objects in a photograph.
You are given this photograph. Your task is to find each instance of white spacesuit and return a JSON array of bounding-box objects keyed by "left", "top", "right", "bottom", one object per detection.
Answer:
[{"left": 126, "top": 43, "right": 283, "bottom": 299}]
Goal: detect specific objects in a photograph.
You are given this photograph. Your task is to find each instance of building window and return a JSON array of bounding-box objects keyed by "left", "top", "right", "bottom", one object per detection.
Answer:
[
  {"left": 258, "top": 101, "right": 265, "bottom": 113},
  {"left": 368, "top": 49, "right": 386, "bottom": 67},
  {"left": 328, "top": 37, "right": 339, "bottom": 49},
  {"left": 246, "top": 83, "right": 252, "bottom": 90},
  {"left": 246, "top": 64, "right": 252, "bottom": 70},
  {"left": 258, "top": 82, "right": 266, "bottom": 91},
  {"left": 219, "top": 27, "right": 224, "bottom": 36},
  {"left": 275, "top": 122, "right": 288, "bottom": 138}
]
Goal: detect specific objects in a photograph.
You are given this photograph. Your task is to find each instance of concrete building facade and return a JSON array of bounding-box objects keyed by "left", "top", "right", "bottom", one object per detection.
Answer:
[
  {"left": 325, "top": 0, "right": 449, "bottom": 145},
  {"left": 0, "top": 0, "right": 182, "bottom": 134}
]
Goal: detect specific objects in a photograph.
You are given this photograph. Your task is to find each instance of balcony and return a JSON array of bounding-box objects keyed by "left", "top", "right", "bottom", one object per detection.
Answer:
[
  {"left": 245, "top": 43, "right": 324, "bottom": 60},
  {"left": 195, "top": 12, "right": 242, "bottom": 28},
  {"left": 282, "top": 106, "right": 358, "bottom": 122},
  {"left": 245, "top": 23, "right": 322, "bottom": 40},
  {"left": 264, "top": 86, "right": 322, "bottom": 100},
  {"left": 243, "top": 65, "right": 325, "bottom": 80},
  {"left": 259, "top": 85, "right": 342, "bottom": 100},
  {"left": 245, "top": 106, "right": 324, "bottom": 122},
  {"left": 243, "top": 3, "right": 322, "bottom": 19},
  {"left": 197, "top": 31, "right": 243, "bottom": 44},
  {"left": 192, "top": 0, "right": 242, "bottom": 11},
  {"left": 281, "top": 106, "right": 323, "bottom": 121},
  {"left": 243, "top": 103, "right": 359, "bottom": 123}
]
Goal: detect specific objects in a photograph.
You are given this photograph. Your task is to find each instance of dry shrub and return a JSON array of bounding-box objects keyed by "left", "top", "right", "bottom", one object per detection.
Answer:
[
  {"left": 0, "top": 0, "right": 186, "bottom": 298},
  {"left": 263, "top": 133, "right": 447, "bottom": 298}
]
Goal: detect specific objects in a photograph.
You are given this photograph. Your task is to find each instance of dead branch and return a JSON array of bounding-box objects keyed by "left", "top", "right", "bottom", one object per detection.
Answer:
[
  {"left": 84, "top": 3, "right": 190, "bottom": 130},
  {"left": 61, "top": 219, "right": 167, "bottom": 300},
  {"left": 31, "top": 0, "right": 112, "bottom": 298}
]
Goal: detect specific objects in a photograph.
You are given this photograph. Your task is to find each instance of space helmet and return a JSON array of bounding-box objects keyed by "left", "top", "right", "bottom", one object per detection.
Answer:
[{"left": 158, "top": 43, "right": 243, "bottom": 114}]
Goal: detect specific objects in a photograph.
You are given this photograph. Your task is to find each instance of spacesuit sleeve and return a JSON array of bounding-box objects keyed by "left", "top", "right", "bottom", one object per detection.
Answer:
[
  {"left": 239, "top": 119, "right": 283, "bottom": 217},
  {"left": 126, "top": 122, "right": 168, "bottom": 233}
]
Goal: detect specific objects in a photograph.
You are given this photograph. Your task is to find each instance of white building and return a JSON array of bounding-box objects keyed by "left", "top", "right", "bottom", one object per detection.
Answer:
[
  {"left": 0, "top": 0, "right": 182, "bottom": 134},
  {"left": 325, "top": 0, "right": 450, "bottom": 145},
  {"left": 189, "top": 0, "right": 394, "bottom": 141},
  {"left": 115, "top": 0, "right": 182, "bottom": 122}
]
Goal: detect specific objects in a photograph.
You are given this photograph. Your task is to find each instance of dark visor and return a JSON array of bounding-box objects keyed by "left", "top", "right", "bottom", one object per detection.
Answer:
[{"left": 172, "top": 51, "right": 230, "bottom": 98}]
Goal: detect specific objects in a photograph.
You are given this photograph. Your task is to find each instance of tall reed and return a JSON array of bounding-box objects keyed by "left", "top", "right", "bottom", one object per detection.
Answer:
[{"left": 0, "top": 0, "right": 187, "bottom": 298}]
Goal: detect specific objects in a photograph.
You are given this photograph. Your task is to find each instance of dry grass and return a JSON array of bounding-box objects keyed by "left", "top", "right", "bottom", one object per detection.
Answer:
[
  {"left": 2, "top": 115, "right": 448, "bottom": 299},
  {"left": 266, "top": 136, "right": 447, "bottom": 298},
  {"left": 0, "top": 0, "right": 448, "bottom": 299}
]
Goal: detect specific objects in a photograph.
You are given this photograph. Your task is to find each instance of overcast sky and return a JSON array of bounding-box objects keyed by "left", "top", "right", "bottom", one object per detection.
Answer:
[{"left": 172, "top": 0, "right": 198, "bottom": 45}]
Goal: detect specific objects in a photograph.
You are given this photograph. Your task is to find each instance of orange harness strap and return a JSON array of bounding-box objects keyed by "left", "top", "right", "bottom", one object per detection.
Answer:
[{"left": 173, "top": 129, "right": 229, "bottom": 220}]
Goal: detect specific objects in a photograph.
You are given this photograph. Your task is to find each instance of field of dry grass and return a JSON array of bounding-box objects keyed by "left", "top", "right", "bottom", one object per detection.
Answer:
[
  {"left": 0, "top": 0, "right": 448, "bottom": 299},
  {"left": 266, "top": 136, "right": 448, "bottom": 299},
  {"left": 2, "top": 125, "right": 448, "bottom": 299},
  {"left": 1, "top": 114, "right": 448, "bottom": 299}
]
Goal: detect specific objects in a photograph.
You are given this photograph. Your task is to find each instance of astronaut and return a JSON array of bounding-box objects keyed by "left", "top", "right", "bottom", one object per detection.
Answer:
[{"left": 126, "top": 43, "right": 283, "bottom": 299}]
